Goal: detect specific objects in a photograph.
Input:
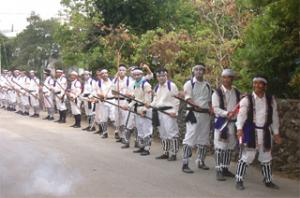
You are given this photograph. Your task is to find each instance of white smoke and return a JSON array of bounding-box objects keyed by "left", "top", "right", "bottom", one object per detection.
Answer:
[{"left": 22, "top": 153, "right": 80, "bottom": 196}]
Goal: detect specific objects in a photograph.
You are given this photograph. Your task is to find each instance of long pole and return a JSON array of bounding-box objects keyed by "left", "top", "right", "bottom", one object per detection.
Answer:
[
  {"left": 93, "top": 96, "right": 152, "bottom": 120},
  {"left": 0, "top": 43, "right": 2, "bottom": 75},
  {"left": 116, "top": 49, "right": 121, "bottom": 134}
]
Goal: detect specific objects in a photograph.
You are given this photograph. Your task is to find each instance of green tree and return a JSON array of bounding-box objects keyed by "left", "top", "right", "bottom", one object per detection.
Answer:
[
  {"left": 232, "top": 0, "right": 300, "bottom": 98},
  {"left": 0, "top": 34, "right": 14, "bottom": 69},
  {"left": 93, "top": 0, "right": 180, "bottom": 33},
  {"left": 10, "top": 12, "right": 60, "bottom": 72}
]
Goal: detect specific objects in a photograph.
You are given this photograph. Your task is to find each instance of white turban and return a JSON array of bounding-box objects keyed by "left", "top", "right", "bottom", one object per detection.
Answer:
[
  {"left": 83, "top": 70, "right": 91, "bottom": 75},
  {"left": 70, "top": 71, "right": 78, "bottom": 76},
  {"left": 221, "top": 69, "right": 235, "bottom": 77}
]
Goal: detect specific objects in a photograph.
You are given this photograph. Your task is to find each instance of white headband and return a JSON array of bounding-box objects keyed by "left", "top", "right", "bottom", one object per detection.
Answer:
[
  {"left": 192, "top": 64, "right": 205, "bottom": 72},
  {"left": 253, "top": 77, "right": 267, "bottom": 84},
  {"left": 156, "top": 71, "right": 167, "bottom": 76},
  {"left": 56, "top": 69, "right": 63, "bottom": 73},
  {"left": 83, "top": 71, "right": 91, "bottom": 75},
  {"left": 100, "top": 69, "right": 108, "bottom": 74},
  {"left": 119, "top": 66, "right": 127, "bottom": 70},
  {"left": 132, "top": 69, "right": 143, "bottom": 74}
]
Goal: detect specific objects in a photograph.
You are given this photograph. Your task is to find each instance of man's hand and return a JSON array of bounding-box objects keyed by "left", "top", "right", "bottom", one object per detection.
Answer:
[
  {"left": 121, "top": 105, "right": 128, "bottom": 110},
  {"left": 227, "top": 111, "right": 235, "bottom": 120},
  {"left": 140, "top": 63, "right": 149, "bottom": 69},
  {"left": 177, "top": 91, "right": 185, "bottom": 98},
  {"left": 97, "top": 93, "right": 104, "bottom": 99},
  {"left": 140, "top": 111, "right": 146, "bottom": 117},
  {"left": 274, "top": 134, "right": 282, "bottom": 145},
  {"left": 169, "top": 112, "right": 177, "bottom": 118},
  {"left": 237, "top": 129, "right": 244, "bottom": 141},
  {"left": 144, "top": 103, "right": 150, "bottom": 109},
  {"left": 209, "top": 106, "right": 214, "bottom": 115}
]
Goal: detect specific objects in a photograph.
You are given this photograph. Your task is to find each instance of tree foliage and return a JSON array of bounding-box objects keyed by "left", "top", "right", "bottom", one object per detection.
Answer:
[
  {"left": 3, "top": 0, "right": 299, "bottom": 98},
  {"left": 232, "top": 0, "right": 300, "bottom": 98},
  {"left": 7, "top": 12, "right": 60, "bottom": 73}
]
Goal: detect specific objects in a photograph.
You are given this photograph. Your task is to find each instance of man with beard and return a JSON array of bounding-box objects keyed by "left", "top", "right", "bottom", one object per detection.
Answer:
[{"left": 181, "top": 64, "right": 213, "bottom": 173}]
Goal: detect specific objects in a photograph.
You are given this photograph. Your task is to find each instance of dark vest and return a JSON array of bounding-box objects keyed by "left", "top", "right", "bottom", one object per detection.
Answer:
[
  {"left": 214, "top": 87, "right": 240, "bottom": 140},
  {"left": 216, "top": 87, "right": 240, "bottom": 110}
]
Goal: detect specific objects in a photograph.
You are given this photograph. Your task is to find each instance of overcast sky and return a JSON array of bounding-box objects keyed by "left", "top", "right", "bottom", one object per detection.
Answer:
[{"left": 0, "top": 0, "right": 63, "bottom": 37}]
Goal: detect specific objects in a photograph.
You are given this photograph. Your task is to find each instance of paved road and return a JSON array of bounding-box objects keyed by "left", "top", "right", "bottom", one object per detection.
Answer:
[{"left": 0, "top": 109, "right": 299, "bottom": 198}]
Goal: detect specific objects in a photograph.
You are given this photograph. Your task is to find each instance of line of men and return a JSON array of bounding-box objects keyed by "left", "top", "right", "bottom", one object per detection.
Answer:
[{"left": 0, "top": 63, "right": 282, "bottom": 191}]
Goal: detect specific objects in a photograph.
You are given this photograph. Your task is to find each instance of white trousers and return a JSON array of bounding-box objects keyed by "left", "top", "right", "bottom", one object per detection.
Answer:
[
  {"left": 97, "top": 102, "right": 115, "bottom": 123},
  {"left": 157, "top": 112, "right": 179, "bottom": 140},
  {"left": 8, "top": 91, "right": 16, "bottom": 104},
  {"left": 114, "top": 100, "right": 128, "bottom": 127},
  {"left": 135, "top": 110, "right": 152, "bottom": 138},
  {"left": 44, "top": 94, "right": 54, "bottom": 108},
  {"left": 183, "top": 112, "right": 211, "bottom": 147},
  {"left": 21, "top": 94, "right": 29, "bottom": 106},
  {"left": 29, "top": 95, "right": 39, "bottom": 107},
  {"left": 241, "top": 144, "right": 272, "bottom": 164},
  {"left": 84, "top": 100, "right": 95, "bottom": 116},
  {"left": 55, "top": 96, "right": 67, "bottom": 111},
  {"left": 70, "top": 99, "right": 81, "bottom": 115},
  {"left": 214, "top": 122, "right": 237, "bottom": 150}
]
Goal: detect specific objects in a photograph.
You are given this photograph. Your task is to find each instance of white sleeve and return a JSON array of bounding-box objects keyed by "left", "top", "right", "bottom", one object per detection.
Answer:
[
  {"left": 144, "top": 73, "right": 153, "bottom": 81},
  {"left": 75, "top": 82, "right": 82, "bottom": 97},
  {"left": 144, "top": 83, "right": 152, "bottom": 105},
  {"left": 183, "top": 81, "right": 192, "bottom": 100},
  {"left": 61, "top": 77, "right": 68, "bottom": 90},
  {"left": 236, "top": 97, "right": 249, "bottom": 130},
  {"left": 212, "top": 91, "right": 228, "bottom": 117},
  {"left": 172, "top": 83, "right": 180, "bottom": 114},
  {"left": 150, "top": 89, "right": 158, "bottom": 107}
]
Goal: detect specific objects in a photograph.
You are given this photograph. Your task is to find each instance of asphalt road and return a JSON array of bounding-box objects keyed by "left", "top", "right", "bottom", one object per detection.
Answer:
[{"left": 0, "top": 109, "right": 299, "bottom": 198}]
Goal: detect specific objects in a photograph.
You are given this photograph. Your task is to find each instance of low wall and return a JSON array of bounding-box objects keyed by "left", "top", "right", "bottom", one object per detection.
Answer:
[{"left": 273, "top": 99, "right": 300, "bottom": 179}]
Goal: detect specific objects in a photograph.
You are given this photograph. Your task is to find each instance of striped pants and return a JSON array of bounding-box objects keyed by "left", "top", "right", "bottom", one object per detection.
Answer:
[{"left": 215, "top": 149, "right": 232, "bottom": 171}]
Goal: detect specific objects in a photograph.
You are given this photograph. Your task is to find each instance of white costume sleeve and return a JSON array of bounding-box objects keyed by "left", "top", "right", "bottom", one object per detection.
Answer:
[
  {"left": 212, "top": 91, "right": 228, "bottom": 117},
  {"left": 183, "top": 81, "right": 192, "bottom": 100},
  {"left": 236, "top": 97, "right": 249, "bottom": 130}
]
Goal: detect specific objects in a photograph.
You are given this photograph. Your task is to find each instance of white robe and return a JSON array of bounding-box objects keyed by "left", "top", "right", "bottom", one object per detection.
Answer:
[{"left": 182, "top": 77, "right": 212, "bottom": 146}]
